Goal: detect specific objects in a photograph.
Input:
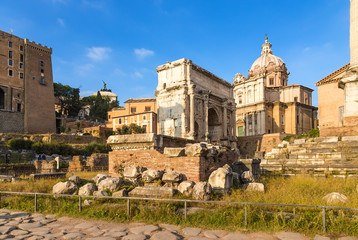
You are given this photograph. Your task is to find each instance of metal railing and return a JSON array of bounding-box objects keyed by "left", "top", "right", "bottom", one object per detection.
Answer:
[{"left": 1, "top": 190, "right": 358, "bottom": 233}]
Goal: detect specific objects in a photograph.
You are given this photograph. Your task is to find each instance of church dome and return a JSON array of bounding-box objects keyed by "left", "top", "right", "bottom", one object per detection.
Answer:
[{"left": 249, "top": 37, "right": 286, "bottom": 73}]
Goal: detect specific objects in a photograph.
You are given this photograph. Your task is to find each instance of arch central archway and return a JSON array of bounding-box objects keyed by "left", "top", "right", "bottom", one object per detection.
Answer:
[{"left": 208, "top": 108, "right": 220, "bottom": 141}]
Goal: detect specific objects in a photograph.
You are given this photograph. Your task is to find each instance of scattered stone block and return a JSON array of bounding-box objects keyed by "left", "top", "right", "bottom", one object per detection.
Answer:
[
  {"left": 243, "top": 183, "right": 265, "bottom": 192},
  {"left": 240, "top": 171, "right": 254, "bottom": 184},
  {"left": 323, "top": 192, "right": 348, "bottom": 204},
  {"left": 98, "top": 177, "right": 123, "bottom": 192},
  {"left": 142, "top": 169, "right": 163, "bottom": 183},
  {"left": 79, "top": 183, "right": 97, "bottom": 196},
  {"left": 93, "top": 173, "right": 109, "bottom": 185},
  {"left": 185, "top": 143, "right": 208, "bottom": 157},
  {"left": 294, "top": 139, "right": 306, "bottom": 144},
  {"left": 164, "top": 147, "right": 185, "bottom": 157},
  {"left": 68, "top": 175, "right": 82, "bottom": 184},
  {"left": 52, "top": 181, "right": 77, "bottom": 195},
  {"left": 129, "top": 186, "right": 175, "bottom": 198},
  {"left": 192, "top": 182, "right": 212, "bottom": 201},
  {"left": 83, "top": 200, "right": 94, "bottom": 206},
  {"left": 178, "top": 181, "right": 195, "bottom": 197},
  {"left": 112, "top": 189, "right": 128, "bottom": 197},
  {"left": 93, "top": 191, "right": 109, "bottom": 197},
  {"left": 208, "top": 166, "right": 233, "bottom": 192}
]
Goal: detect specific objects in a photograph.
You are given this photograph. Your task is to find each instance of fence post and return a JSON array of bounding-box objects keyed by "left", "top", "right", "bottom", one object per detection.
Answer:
[
  {"left": 322, "top": 207, "right": 326, "bottom": 233},
  {"left": 0, "top": 192, "right": 2, "bottom": 208},
  {"left": 79, "top": 196, "right": 82, "bottom": 212},
  {"left": 127, "top": 199, "right": 131, "bottom": 217},
  {"left": 244, "top": 204, "right": 248, "bottom": 226},
  {"left": 184, "top": 201, "right": 187, "bottom": 220},
  {"left": 34, "top": 194, "right": 37, "bottom": 212}
]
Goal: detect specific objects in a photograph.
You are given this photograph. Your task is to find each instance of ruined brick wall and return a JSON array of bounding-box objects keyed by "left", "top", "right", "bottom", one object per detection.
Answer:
[
  {"left": 34, "top": 160, "right": 56, "bottom": 173},
  {"left": 109, "top": 149, "right": 237, "bottom": 182},
  {"left": 68, "top": 156, "right": 85, "bottom": 172},
  {"left": 87, "top": 153, "right": 108, "bottom": 171},
  {"left": 0, "top": 112, "right": 24, "bottom": 133}
]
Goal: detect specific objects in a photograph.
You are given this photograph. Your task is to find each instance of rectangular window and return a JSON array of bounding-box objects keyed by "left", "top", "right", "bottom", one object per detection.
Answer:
[
  {"left": 8, "top": 59, "right": 12, "bottom": 66},
  {"left": 9, "top": 69, "right": 13, "bottom": 76},
  {"left": 281, "top": 114, "right": 285, "bottom": 125},
  {"left": 8, "top": 41, "right": 12, "bottom": 48},
  {"left": 40, "top": 77, "right": 45, "bottom": 84},
  {"left": 118, "top": 118, "right": 122, "bottom": 124},
  {"left": 19, "top": 73, "right": 23, "bottom": 79},
  {"left": 145, "top": 106, "right": 151, "bottom": 111},
  {"left": 294, "top": 97, "right": 298, "bottom": 102},
  {"left": 269, "top": 78, "right": 274, "bottom": 85},
  {"left": 131, "top": 107, "right": 136, "bottom": 113},
  {"left": 17, "top": 103, "right": 21, "bottom": 112},
  {"left": 40, "top": 61, "right": 44, "bottom": 66},
  {"left": 32, "top": 76, "right": 36, "bottom": 80},
  {"left": 19, "top": 63, "right": 23, "bottom": 69},
  {"left": 9, "top": 51, "right": 12, "bottom": 58},
  {"left": 20, "top": 54, "right": 23, "bottom": 62},
  {"left": 19, "top": 46, "right": 23, "bottom": 51}
]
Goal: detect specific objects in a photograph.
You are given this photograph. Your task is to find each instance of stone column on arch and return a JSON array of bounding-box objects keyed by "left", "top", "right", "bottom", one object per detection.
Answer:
[
  {"left": 204, "top": 94, "right": 209, "bottom": 141},
  {"left": 222, "top": 101, "right": 228, "bottom": 138},
  {"left": 231, "top": 107, "right": 236, "bottom": 138},
  {"left": 189, "top": 84, "right": 196, "bottom": 139}
]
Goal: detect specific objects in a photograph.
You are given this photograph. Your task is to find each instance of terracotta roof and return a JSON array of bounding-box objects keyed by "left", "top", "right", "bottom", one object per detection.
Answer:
[
  {"left": 124, "top": 98, "right": 156, "bottom": 103},
  {"left": 315, "top": 64, "right": 350, "bottom": 86}
]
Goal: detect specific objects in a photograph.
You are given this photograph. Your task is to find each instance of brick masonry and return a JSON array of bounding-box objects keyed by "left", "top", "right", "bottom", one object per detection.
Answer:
[{"left": 109, "top": 149, "right": 237, "bottom": 182}]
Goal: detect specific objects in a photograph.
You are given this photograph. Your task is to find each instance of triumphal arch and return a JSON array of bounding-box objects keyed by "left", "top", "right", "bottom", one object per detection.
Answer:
[{"left": 155, "top": 58, "right": 236, "bottom": 143}]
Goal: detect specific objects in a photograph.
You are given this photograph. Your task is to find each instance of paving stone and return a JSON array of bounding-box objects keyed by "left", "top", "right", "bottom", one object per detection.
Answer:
[
  {"left": 74, "top": 222, "right": 94, "bottom": 229},
  {"left": 187, "top": 237, "right": 211, "bottom": 240},
  {"left": 89, "top": 230, "right": 104, "bottom": 237},
  {"left": 159, "top": 224, "right": 181, "bottom": 233},
  {"left": 40, "top": 219, "right": 56, "bottom": 225},
  {"left": 0, "top": 226, "right": 16, "bottom": 234},
  {"left": 103, "top": 231, "right": 127, "bottom": 238},
  {"left": 9, "top": 229, "right": 29, "bottom": 235},
  {"left": 86, "top": 238, "right": 116, "bottom": 240},
  {"left": 45, "top": 215, "right": 56, "bottom": 219},
  {"left": 122, "top": 234, "right": 148, "bottom": 240},
  {"left": 276, "top": 232, "right": 309, "bottom": 240},
  {"left": 107, "top": 226, "right": 127, "bottom": 232},
  {"left": 203, "top": 230, "right": 226, "bottom": 239},
  {"left": 18, "top": 222, "right": 43, "bottom": 230},
  {"left": 27, "top": 236, "right": 45, "bottom": 240},
  {"left": 0, "top": 235, "right": 13, "bottom": 239},
  {"left": 130, "top": 225, "right": 160, "bottom": 234},
  {"left": 182, "top": 228, "right": 201, "bottom": 236},
  {"left": 222, "top": 233, "right": 251, "bottom": 240},
  {"left": 62, "top": 232, "right": 86, "bottom": 239},
  {"left": 31, "top": 214, "right": 44, "bottom": 218},
  {"left": 151, "top": 231, "right": 182, "bottom": 240},
  {"left": 314, "top": 236, "right": 331, "bottom": 240},
  {"left": 338, "top": 237, "right": 358, "bottom": 240},
  {"left": 57, "top": 217, "right": 71, "bottom": 222},
  {"left": 247, "top": 233, "right": 277, "bottom": 240}
]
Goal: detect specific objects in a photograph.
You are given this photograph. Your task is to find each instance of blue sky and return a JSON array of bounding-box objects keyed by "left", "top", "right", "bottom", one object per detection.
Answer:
[{"left": 0, "top": 0, "right": 350, "bottom": 106}]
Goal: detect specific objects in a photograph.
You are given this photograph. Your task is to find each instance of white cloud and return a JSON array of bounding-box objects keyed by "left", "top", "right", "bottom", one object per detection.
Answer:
[
  {"left": 57, "top": 18, "right": 65, "bottom": 27},
  {"left": 86, "top": 47, "right": 112, "bottom": 61},
  {"left": 76, "top": 63, "right": 94, "bottom": 76},
  {"left": 131, "top": 71, "right": 143, "bottom": 79},
  {"left": 134, "top": 48, "right": 154, "bottom": 59}
]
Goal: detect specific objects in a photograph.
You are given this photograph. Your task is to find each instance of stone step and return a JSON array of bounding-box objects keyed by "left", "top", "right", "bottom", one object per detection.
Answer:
[
  {"left": 263, "top": 158, "right": 358, "bottom": 165},
  {"left": 289, "top": 152, "right": 358, "bottom": 159},
  {"left": 261, "top": 163, "right": 358, "bottom": 172}
]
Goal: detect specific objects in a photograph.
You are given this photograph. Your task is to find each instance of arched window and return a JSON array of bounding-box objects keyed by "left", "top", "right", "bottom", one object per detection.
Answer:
[{"left": 0, "top": 89, "right": 4, "bottom": 109}]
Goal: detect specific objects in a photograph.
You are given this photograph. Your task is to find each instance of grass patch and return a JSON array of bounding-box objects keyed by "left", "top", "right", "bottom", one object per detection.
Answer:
[{"left": 0, "top": 175, "right": 357, "bottom": 237}]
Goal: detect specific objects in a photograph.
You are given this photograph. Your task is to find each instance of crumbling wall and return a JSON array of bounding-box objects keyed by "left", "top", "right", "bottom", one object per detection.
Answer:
[
  {"left": 68, "top": 156, "right": 85, "bottom": 172},
  {"left": 87, "top": 153, "right": 108, "bottom": 171},
  {"left": 34, "top": 160, "right": 57, "bottom": 173}
]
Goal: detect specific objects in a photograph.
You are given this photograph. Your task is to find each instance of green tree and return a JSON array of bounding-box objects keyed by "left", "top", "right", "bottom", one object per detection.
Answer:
[
  {"left": 118, "top": 124, "right": 146, "bottom": 135},
  {"left": 54, "top": 83, "right": 81, "bottom": 117},
  {"left": 85, "top": 92, "right": 119, "bottom": 122}
]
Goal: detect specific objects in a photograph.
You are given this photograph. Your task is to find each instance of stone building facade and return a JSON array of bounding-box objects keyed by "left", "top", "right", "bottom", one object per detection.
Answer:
[
  {"left": 155, "top": 58, "right": 236, "bottom": 143},
  {"left": 0, "top": 30, "right": 55, "bottom": 133},
  {"left": 234, "top": 37, "right": 317, "bottom": 136},
  {"left": 316, "top": 0, "right": 358, "bottom": 136}
]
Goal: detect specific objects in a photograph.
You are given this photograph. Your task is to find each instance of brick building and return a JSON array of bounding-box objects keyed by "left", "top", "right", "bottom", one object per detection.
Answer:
[
  {"left": 0, "top": 30, "right": 55, "bottom": 133},
  {"left": 107, "top": 98, "right": 157, "bottom": 134}
]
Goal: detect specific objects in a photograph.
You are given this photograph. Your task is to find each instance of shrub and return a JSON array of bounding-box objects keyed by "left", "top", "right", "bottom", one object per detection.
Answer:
[
  {"left": 81, "top": 142, "right": 109, "bottom": 155},
  {"left": 7, "top": 138, "right": 33, "bottom": 150},
  {"left": 308, "top": 129, "right": 320, "bottom": 138}
]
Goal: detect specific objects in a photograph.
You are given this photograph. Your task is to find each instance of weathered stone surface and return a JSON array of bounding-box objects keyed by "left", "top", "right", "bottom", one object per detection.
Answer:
[
  {"left": 243, "top": 183, "right": 265, "bottom": 192},
  {"left": 129, "top": 225, "right": 160, "bottom": 234},
  {"left": 185, "top": 143, "right": 207, "bottom": 157},
  {"left": 162, "top": 171, "right": 182, "bottom": 183},
  {"left": 164, "top": 148, "right": 185, "bottom": 157},
  {"left": 337, "top": 237, "right": 358, "bottom": 240},
  {"left": 275, "top": 232, "right": 309, "bottom": 240},
  {"left": 323, "top": 192, "right": 348, "bottom": 204},
  {"left": 93, "top": 174, "right": 109, "bottom": 185},
  {"left": 151, "top": 231, "right": 182, "bottom": 240},
  {"left": 159, "top": 224, "right": 181, "bottom": 233},
  {"left": 103, "top": 231, "right": 127, "bottom": 238},
  {"left": 208, "top": 167, "right": 233, "bottom": 191},
  {"left": 0, "top": 226, "right": 16, "bottom": 234},
  {"left": 182, "top": 227, "right": 201, "bottom": 236},
  {"left": 112, "top": 189, "right": 128, "bottom": 197},
  {"left": 240, "top": 171, "right": 254, "bottom": 184},
  {"left": 78, "top": 183, "right": 97, "bottom": 196},
  {"left": 178, "top": 181, "right": 195, "bottom": 197},
  {"left": 123, "top": 166, "right": 143, "bottom": 179},
  {"left": 129, "top": 186, "right": 175, "bottom": 198},
  {"left": 98, "top": 177, "right": 123, "bottom": 192},
  {"left": 142, "top": 169, "right": 163, "bottom": 183},
  {"left": 294, "top": 139, "right": 306, "bottom": 145},
  {"left": 68, "top": 175, "right": 82, "bottom": 184},
  {"left": 93, "top": 191, "right": 109, "bottom": 197},
  {"left": 62, "top": 232, "right": 86, "bottom": 239},
  {"left": 342, "top": 136, "right": 358, "bottom": 142},
  {"left": 122, "top": 234, "right": 147, "bottom": 240},
  {"left": 83, "top": 199, "right": 94, "bottom": 206},
  {"left": 74, "top": 222, "right": 93, "bottom": 229},
  {"left": 52, "top": 181, "right": 77, "bottom": 195},
  {"left": 203, "top": 230, "right": 226, "bottom": 239},
  {"left": 315, "top": 137, "right": 339, "bottom": 143},
  {"left": 222, "top": 233, "right": 251, "bottom": 240},
  {"left": 314, "top": 235, "right": 331, "bottom": 240},
  {"left": 192, "top": 182, "right": 212, "bottom": 201}
]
